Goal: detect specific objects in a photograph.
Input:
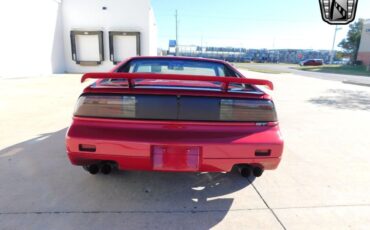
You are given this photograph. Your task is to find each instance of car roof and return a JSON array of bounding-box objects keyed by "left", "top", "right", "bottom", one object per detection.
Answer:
[
  {"left": 121, "top": 56, "right": 231, "bottom": 65},
  {"left": 111, "top": 56, "right": 242, "bottom": 77}
]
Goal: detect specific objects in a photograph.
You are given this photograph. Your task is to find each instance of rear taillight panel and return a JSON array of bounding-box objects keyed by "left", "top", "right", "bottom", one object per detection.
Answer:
[
  {"left": 74, "top": 95, "right": 127, "bottom": 118},
  {"left": 74, "top": 94, "right": 277, "bottom": 122},
  {"left": 220, "top": 99, "right": 277, "bottom": 122}
]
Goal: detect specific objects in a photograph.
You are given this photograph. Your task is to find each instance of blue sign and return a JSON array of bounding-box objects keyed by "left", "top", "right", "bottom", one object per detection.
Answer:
[
  {"left": 169, "top": 40, "right": 177, "bottom": 47},
  {"left": 366, "top": 28, "right": 370, "bottom": 33}
]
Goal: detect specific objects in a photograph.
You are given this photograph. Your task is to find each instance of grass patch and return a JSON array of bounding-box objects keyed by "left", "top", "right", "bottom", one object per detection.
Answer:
[
  {"left": 234, "top": 63, "right": 291, "bottom": 74},
  {"left": 295, "top": 65, "right": 370, "bottom": 77},
  {"left": 241, "top": 68, "right": 290, "bottom": 74}
]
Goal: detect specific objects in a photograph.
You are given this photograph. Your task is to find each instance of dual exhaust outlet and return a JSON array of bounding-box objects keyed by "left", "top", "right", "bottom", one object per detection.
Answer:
[
  {"left": 84, "top": 162, "right": 114, "bottom": 175},
  {"left": 238, "top": 165, "right": 264, "bottom": 178},
  {"left": 85, "top": 163, "right": 263, "bottom": 177}
]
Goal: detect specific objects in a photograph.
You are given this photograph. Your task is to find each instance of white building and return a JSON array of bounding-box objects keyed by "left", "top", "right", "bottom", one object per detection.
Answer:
[
  {"left": 358, "top": 19, "right": 370, "bottom": 66},
  {"left": 0, "top": 0, "right": 157, "bottom": 76}
]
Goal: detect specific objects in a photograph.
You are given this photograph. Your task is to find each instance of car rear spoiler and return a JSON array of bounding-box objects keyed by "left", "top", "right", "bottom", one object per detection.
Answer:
[{"left": 81, "top": 72, "right": 274, "bottom": 91}]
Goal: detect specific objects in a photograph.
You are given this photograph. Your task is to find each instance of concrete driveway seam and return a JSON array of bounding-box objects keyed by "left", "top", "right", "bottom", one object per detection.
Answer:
[{"left": 250, "top": 180, "right": 287, "bottom": 230}]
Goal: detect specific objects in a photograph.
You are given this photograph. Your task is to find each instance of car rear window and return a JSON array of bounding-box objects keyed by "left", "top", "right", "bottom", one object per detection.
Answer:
[
  {"left": 120, "top": 59, "right": 229, "bottom": 77},
  {"left": 104, "top": 58, "right": 256, "bottom": 93}
]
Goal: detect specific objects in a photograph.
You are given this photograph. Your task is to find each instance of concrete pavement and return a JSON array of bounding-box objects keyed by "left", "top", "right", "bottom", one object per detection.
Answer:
[
  {"left": 1, "top": 72, "right": 370, "bottom": 229},
  {"left": 241, "top": 63, "right": 370, "bottom": 86}
]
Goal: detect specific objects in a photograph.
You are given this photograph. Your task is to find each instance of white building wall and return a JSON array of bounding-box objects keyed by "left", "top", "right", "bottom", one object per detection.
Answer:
[
  {"left": 358, "top": 20, "right": 370, "bottom": 53},
  {"left": 0, "top": 0, "right": 65, "bottom": 76},
  {"left": 358, "top": 19, "right": 370, "bottom": 66},
  {"left": 149, "top": 7, "right": 158, "bottom": 56},
  {"left": 62, "top": 0, "right": 155, "bottom": 73},
  {"left": 0, "top": 0, "right": 157, "bottom": 76}
]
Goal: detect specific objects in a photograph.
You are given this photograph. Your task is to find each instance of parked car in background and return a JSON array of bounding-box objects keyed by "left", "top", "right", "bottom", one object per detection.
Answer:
[
  {"left": 243, "top": 57, "right": 252, "bottom": 63},
  {"left": 66, "top": 56, "right": 284, "bottom": 178},
  {"left": 299, "top": 59, "right": 324, "bottom": 66}
]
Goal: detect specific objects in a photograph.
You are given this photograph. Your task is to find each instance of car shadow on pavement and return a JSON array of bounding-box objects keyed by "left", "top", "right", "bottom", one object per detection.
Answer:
[
  {"left": 0, "top": 128, "right": 254, "bottom": 229},
  {"left": 308, "top": 89, "right": 370, "bottom": 111}
]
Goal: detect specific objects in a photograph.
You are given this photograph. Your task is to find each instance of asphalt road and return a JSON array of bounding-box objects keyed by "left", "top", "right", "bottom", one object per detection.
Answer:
[
  {"left": 1, "top": 72, "right": 370, "bottom": 229},
  {"left": 242, "top": 63, "right": 370, "bottom": 86}
]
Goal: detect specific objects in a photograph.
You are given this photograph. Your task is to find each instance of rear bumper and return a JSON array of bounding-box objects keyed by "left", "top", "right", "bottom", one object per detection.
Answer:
[{"left": 66, "top": 117, "right": 284, "bottom": 172}]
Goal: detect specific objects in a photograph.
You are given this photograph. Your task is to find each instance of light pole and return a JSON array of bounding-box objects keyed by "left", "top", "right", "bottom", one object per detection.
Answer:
[
  {"left": 175, "top": 10, "right": 179, "bottom": 56},
  {"left": 330, "top": 25, "right": 342, "bottom": 64}
]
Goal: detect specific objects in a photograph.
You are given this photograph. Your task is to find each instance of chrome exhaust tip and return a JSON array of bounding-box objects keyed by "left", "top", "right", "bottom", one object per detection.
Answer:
[
  {"left": 238, "top": 165, "right": 252, "bottom": 178},
  {"left": 85, "top": 164, "right": 99, "bottom": 175},
  {"left": 253, "top": 166, "right": 264, "bottom": 177},
  {"left": 100, "top": 163, "right": 112, "bottom": 175}
]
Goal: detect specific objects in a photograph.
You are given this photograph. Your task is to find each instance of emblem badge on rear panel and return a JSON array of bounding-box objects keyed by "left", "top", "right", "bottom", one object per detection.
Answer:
[{"left": 319, "top": 0, "right": 358, "bottom": 25}]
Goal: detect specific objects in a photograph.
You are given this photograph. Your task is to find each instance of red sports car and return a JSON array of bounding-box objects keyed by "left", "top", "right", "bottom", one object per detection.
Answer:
[
  {"left": 66, "top": 57, "right": 284, "bottom": 178},
  {"left": 299, "top": 59, "right": 324, "bottom": 66}
]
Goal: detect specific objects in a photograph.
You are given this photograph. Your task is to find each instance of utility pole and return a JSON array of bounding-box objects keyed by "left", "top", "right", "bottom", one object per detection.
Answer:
[
  {"left": 330, "top": 25, "right": 342, "bottom": 64},
  {"left": 175, "top": 10, "right": 179, "bottom": 56}
]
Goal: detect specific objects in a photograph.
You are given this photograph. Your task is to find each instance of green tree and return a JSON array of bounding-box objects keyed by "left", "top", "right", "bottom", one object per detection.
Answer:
[
  {"left": 338, "top": 19, "right": 364, "bottom": 63},
  {"left": 335, "top": 51, "right": 347, "bottom": 60}
]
